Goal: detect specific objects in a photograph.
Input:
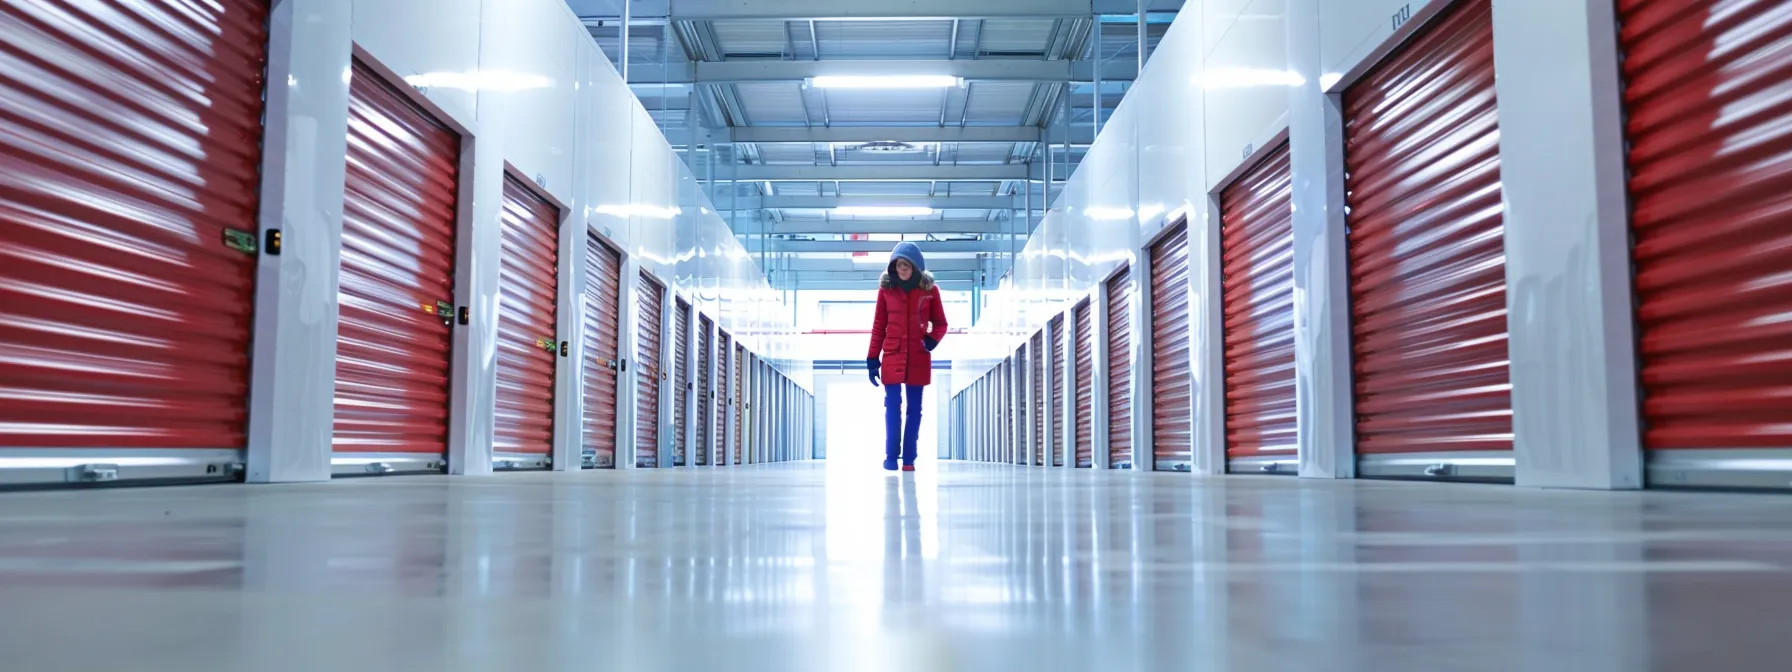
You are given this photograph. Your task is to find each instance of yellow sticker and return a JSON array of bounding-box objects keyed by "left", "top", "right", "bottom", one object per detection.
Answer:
[{"left": 422, "top": 304, "right": 437, "bottom": 314}]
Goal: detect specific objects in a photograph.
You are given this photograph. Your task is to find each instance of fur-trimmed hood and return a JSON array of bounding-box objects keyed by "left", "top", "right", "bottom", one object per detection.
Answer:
[{"left": 880, "top": 270, "right": 936, "bottom": 291}]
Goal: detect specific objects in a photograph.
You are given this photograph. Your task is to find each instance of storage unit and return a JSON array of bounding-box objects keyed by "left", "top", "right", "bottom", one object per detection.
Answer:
[
  {"left": 1032, "top": 330, "right": 1046, "bottom": 465},
  {"left": 697, "top": 314, "right": 714, "bottom": 467},
  {"left": 1050, "top": 315, "right": 1067, "bottom": 467},
  {"left": 492, "top": 175, "right": 561, "bottom": 469},
  {"left": 1106, "top": 266, "right": 1133, "bottom": 469},
  {"left": 1620, "top": 0, "right": 1792, "bottom": 489},
  {"left": 734, "top": 342, "right": 746, "bottom": 465},
  {"left": 1219, "top": 142, "right": 1298, "bottom": 474},
  {"left": 330, "top": 59, "right": 462, "bottom": 476},
  {"left": 717, "top": 331, "right": 731, "bottom": 465},
  {"left": 0, "top": 0, "right": 272, "bottom": 485},
  {"left": 1073, "top": 299, "right": 1094, "bottom": 468},
  {"left": 1343, "top": 0, "right": 1511, "bottom": 481},
  {"left": 673, "top": 298, "right": 691, "bottom": 467},
  {"left": 636, "top": 272, "right": 664, "bottom": 469},
  {"left": 1150, "top": 222, "right": 1193, "bottom": 472},
  {"left": 1000, "top": 358, "right": 1013, "bottom": 463},
  {"left": 583, "top": 235, "right": 624, "bottom": 468}
]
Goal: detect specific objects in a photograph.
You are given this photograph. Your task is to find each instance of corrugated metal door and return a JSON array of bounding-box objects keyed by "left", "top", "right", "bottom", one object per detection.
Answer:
[
  {"left": 1151, "top": 222, "right": 1193, "bottom": 471},
  {"left": 1107, "top": 266, "right": 1133, "bottom": 469},
  {"left": 1219, "top": 142, "right": 1298, "bottom": 473},
  {"left": 697, "top": 314, "right": 713, "bottom": 466},
  {"left": 583, "top": 236, "right": 623, "bottom": 468},
  {"left": 717, "top": 331, "right": 731, "bottom": 464},
  {"left": 734, "top": 342, "right": 746, "bottom": 465},
  {"left": 1050, "top": 315, "right": 1066, "bottom": 466},
  {"left": 494, "top": 175, "right": 560, "bottom": 467},
  {"left": 636, "top": 273, "right": 664, "bottom": 469},
  {"left": 1619, "top": 0, "right": 1792, "bottom": 489},
  {"left": 673, "top": 298, "right": 690, "bottom": 467},
  {"left": 0, "top": 0, "right": 271, "bottom": 484},
  {"left": 1344, "top": 0, "right": 1512, "bottom": 480},
  {"left": 1073, "top": 299, "right": 1094, "bottom": 468},
  {"left": 1032, "top": 331, "right": 1046, "bottom": 465},
  {"left": 331, "top": 60, "right": 461, "bottom": 474}
]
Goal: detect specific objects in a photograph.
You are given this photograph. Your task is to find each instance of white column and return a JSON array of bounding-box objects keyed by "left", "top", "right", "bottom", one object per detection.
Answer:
[
  {"left": 245, "top": 0, "right": 352, "bottom": 483},
  {"left": 1093, "top": 287, "right": 1112, "bottom": 470},
  {"left": 1190, "top": 197, "right": 1227, "bottom": 475},
  {"left": 1286, "top": 0, "right": 1357, "bottom": 479},
  {"left": 550, "top": 220, "right": 586, "bottom": 472},
  {"left": 1493, "top": 0, "right": 1643, "bottom": 490}
]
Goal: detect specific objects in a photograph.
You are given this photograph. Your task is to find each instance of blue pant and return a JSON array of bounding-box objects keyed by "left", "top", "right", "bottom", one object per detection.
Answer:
[{"left": 884, "top": 384, "right": 924, "bottom": 463}]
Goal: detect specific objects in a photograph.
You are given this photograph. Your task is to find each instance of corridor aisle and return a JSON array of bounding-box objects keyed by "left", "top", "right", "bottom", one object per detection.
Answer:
[{"left": 1, "top": 464, "right": 1789, "bottom": 670}]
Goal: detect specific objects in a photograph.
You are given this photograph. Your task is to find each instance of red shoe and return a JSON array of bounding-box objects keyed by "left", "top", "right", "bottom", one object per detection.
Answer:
[{"left": 901, "top": 464, "right": 916, "bottom": 472}]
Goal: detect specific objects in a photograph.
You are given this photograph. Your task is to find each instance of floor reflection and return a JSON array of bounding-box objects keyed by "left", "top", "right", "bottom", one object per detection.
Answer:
[{"left": 0, "top": 464, "right": 1790, "bottom": 669}]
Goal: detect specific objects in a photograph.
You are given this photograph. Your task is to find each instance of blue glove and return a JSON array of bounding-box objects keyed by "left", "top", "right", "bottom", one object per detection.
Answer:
[
  {"left": 923, "top": 336, "right": 939, "bottom": 352},
  {"left": 867, "top": 357, "right": 881, "bottom": 386}
]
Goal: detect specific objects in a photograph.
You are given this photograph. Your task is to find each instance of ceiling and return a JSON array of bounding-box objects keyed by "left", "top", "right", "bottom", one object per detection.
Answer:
[{"left": 566, "top": 0, "right": 1183, "bottom": 294}]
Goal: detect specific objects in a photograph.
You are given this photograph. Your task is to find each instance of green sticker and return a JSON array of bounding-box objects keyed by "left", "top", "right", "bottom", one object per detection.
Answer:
[{"left": 222, "top": 228, "right": 258, "bottom": 255}]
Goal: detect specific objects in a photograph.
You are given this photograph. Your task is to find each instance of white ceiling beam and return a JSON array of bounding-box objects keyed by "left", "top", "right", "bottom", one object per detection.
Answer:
[
  {"left": 660, "top": 0, "right": 1096, "bottom": 20},
  {"left": 748, "top": 195, "right": 1020, "bottom": 210},
  {"left": 739, "top": 219, "right": 1020, "bottom": 235},
  {"left": 626, "top": 60, "right": 1136, "bottom": 85},
  {"left": 760, "top": 239, "right": 1010, "bottom": 254},
  {"left": 729, "top": 126, "right": 1041, "bottom": 144},
  {"left": 778, "top": 258, "right": 983, "bottom": 272},
  {"left": 730, "top": 164, "right": 1027, "bottom": 181}
]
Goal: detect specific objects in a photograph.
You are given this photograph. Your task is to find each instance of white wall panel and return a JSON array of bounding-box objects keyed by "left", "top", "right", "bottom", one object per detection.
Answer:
[
  {"left": 1319, "top": 0, "right": 1444, "bottom": 88},
  {"left": 349, "top": 0, "right": 481, "bottom": 125},
  {"left": 1201, "top": 0, "right": 1291, "bottom": 190}
]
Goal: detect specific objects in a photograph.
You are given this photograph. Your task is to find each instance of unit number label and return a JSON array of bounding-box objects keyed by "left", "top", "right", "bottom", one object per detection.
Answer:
[{"left": 1391, "top": 3, "right": 1413, "bottom": 31}]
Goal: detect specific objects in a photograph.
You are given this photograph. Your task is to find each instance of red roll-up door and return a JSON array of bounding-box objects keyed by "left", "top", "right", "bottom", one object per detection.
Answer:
[
  {"left": 0, "top": 0, "right": 270, "bottom": 482},
  {"left": 1619, "top": 0, "right": 1792, "bottom": 482},
  {"left": 1107, "top": 266, "right": 1133, "bottom": 468},
  {"left": 1219, "top": 142, "right": 1298, "bottom": 471},
  {"left": 332, "top": 60, "right": 462, "bottom": 472},
  {"left": 734, "top": 343, "right": 746, "bottom": 465},
  {"left": 673, "top": 297, "right": 690, "bottom": 467},
  {"left": 1151, "top": 222, "right": 1193, "bottom": 471},
  {"left": 697, "top": 314, "right": 713, "bottom": 466},
  {"left": 636, "top": 272, "right": 664, "bottom": 468},
  {"left": 1032, "top": 330, "right": 1046, "bottom": 465},
  {"left": 583, "top": 235, "right": 622, "bottom": 468},
  {"left": 1344, "top": 0, "right": 1512, "bottom": 478},
  {"left": 494, "top": 175, "right": 560, "bottom": 465},
  {"left": 1073, "top": 299, "right": 1094, "bottom": 468},
  {"left": 717, "top": 331, "right": 731, "bottom": 464},
  {"left": 1050, "top": 315, "right": 1066, "bottom": 466}
]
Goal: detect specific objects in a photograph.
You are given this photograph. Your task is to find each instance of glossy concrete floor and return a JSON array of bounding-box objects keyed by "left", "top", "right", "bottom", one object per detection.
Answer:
[{"left": 2, "top": 460, "right": 1790, "bottom": 671}]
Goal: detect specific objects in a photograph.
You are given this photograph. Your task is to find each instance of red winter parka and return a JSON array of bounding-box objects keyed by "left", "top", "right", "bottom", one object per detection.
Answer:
[{"left": 868, "top": 271, "right": 949, "bottom": 386}]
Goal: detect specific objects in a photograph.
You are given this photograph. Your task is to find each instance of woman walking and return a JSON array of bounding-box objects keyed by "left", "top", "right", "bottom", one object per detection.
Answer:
[{"left": 867, "top": 242, "right": 948, "bottom": 472}]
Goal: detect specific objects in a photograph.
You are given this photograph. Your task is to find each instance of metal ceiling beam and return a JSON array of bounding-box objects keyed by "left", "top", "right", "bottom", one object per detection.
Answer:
[
  {"left": 760, "top": 239, "right": 1009, "bottom": 254},
  {"left": 589, "top": 0, "right": 1152, "bottom": 21},
  {"left": 653, "top": 0, "right": 1094, "bottom": 20},
  {"left": 739, "top": 219, "right": 1019, "bottom": 235},
  {"left": 626, "top": 60, "right": 1136, "bottom": 85},
  {"left": 778, "top": 258, "right": 983, "bottom": 272},
  {"left": 744, "top": 195, "right": 1021, "bottom": 210},
  {"left": 771, "top": 279, "right": 980, "bottom": 292},
  {"left": 729, "top": 126, "right": 1040, "bottom": 144},
  {"left": 731, "top": 164, "right": 1027, "bottom": 181}
]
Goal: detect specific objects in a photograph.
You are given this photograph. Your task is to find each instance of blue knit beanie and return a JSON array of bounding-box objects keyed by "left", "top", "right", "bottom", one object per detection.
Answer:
[{"left": 889, "top": 242, "right": 926, "bottom": 274}]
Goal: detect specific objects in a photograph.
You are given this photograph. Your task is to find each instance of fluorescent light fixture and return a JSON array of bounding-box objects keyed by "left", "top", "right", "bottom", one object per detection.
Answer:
[
  {"left": 808, "top": 75, "right": 961, "bottom": 89},
  {"left": 833, "top": 206, "right": 935, "bottom": 217}
]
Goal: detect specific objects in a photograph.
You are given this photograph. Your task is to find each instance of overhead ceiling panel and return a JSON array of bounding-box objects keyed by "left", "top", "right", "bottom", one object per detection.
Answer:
[
  {"left": 814, "top": 20, "right": 955, "bottom": 58},
  {"left": 974, "top": 19, "right": 1057, "bottom": 56},
  {"left": 772, "top": 181, "right": 825, "bottom": 195},
  {"left": 962, "top": 82, "right": 1037, "bottom": 125},
  {"left": 711, "top": 20, "right": 792, "bottom": 57},
  {"left": 945, "top": 181, "right": 1003, "bottom": 195},
  {"left": 947, "top": 143, "right": 1021, "bottom": 163},
  {"left": 826, "top": 89, "right": 944, "bottom": 123},
  {"left": 836, "top": 182, "right": 934, "bottom": 196},
  {"left": 753, "top": 144, "right": 819, "bottom": 163},
  {"left": 734, "top": 82, "right": 809, "bottom": 124}
]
